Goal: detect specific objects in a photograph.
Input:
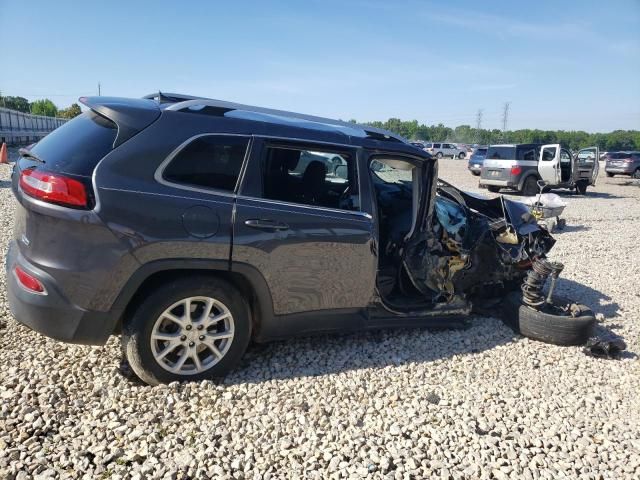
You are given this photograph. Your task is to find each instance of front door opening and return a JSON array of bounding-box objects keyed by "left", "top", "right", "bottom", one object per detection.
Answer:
[{"left": 369, "top": 157, "right": 434, "bottom": 311}]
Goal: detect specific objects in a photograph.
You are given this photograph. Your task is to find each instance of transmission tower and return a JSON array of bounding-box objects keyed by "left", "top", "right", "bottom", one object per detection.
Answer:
[
  {"left": 475, "top": 109, "right": 483, "bottom": 143},
  {"left": 501, "top": 102, "right": 510, "bottom": 135}
]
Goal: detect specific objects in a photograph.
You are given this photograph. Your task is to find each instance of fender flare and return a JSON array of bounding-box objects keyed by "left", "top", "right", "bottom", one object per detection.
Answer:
[
  {"left": 109, "top": 259, "right": 275, "bottom": 337},
  {"left": 518, "top": 171, "right": 541, "bottom": 191}
]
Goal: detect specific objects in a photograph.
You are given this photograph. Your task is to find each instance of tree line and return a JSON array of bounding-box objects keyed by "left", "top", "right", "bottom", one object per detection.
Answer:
[
  {"left": 0, "top": 93, "right": 81, "bottom": 119},
  {"left": 358, "top": 118, "right": 640, "bottom": 152}
]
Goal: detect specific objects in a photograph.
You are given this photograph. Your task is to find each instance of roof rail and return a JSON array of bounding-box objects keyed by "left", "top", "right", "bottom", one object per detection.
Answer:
[
  {"left": 156, "top": 96, "right": 407, "bottom": 143},
  {"left": 142, "top": 92, "right": 202, "bottom": 104}
]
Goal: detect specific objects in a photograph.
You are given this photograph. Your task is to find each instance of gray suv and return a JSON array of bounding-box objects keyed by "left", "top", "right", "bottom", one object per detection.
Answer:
[
  {"left": 605, "top": 152, "right": 640, "bottom": 178},
  {"left": 7, "top": 93, "right": 556, "bottom": 385}
]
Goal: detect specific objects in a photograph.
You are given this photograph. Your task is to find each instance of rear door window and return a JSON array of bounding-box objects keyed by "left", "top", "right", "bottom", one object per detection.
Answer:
[
  {"left": 162, "top": 135, "right": 249, "bottom": 192},
  {"left": 486, "top": 146, "right": 516, "bottom": 160},
  {"left": 23, "top": 111, "right": 117, "bottom": 177},
  {"left": 260, "top": 144, "right": 358, "bottom": 211}
]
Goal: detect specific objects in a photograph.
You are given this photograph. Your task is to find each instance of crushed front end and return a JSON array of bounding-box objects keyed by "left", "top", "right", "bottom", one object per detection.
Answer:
[{"left": 402, "top": 179, "right": 556, "bottom": 308}]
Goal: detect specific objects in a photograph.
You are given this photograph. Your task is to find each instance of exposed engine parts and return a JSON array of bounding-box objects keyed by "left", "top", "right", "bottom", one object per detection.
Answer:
[{"left": 521, "top": 258, "right": 565, "bottom": 307}]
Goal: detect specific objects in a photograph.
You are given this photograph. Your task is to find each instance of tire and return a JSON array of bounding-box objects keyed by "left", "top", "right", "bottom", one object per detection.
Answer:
[
  {"left": 606, "top": 172, "right": 614, "bottom": 178},
  {"left": 501, "top": 292, "right": 595, "bottom": 346},
  {"left": 458, "top": 152, "right": 466, "bottom": 159},
  {"left": 575, "top": 180, "right": 588, "bottom": 195},
  {"left": 471, "top": 171, "right": 480, "bottom": 176},
  {"left": 436, "top": 152, "right": 443, "bottom": 159},
  {"left": 633, "top": 169, "right": 640, "bottom": 179},
  {"left": 122, "top": 276, "right": 251, "bottom": 385},
  {"left": 522, "top": 176, "right": 539, "bottom": 196},
  {"left": 487, "top": 185, "right": 500, "bottom": 193}
]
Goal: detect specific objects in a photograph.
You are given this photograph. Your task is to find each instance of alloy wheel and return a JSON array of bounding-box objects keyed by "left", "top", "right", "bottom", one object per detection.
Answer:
[{"left": 150, "top": 296, "right": 235, "bottom": 375}]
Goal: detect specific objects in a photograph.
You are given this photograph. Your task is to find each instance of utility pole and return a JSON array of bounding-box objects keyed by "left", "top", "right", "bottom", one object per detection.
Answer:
[
  {"left": 475, "top": 108, "right": 483, "bottom": 143},
  {"left": 98, "top": 82, "right": 101, "bottom": 96}
]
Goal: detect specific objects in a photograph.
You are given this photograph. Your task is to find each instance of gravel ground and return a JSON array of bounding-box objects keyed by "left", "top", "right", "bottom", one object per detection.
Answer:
[{"left": 0, "top": 151, "right": 639, "bottom": 479}]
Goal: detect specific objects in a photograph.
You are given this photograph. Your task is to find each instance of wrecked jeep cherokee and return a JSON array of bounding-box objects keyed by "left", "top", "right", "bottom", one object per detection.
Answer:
[{"left": 6, "top": 93, "right": 593, "bottom": 385}]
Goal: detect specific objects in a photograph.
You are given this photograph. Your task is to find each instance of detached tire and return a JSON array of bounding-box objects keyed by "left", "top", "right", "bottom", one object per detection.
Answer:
[
  {"left": 122, "top": 276, "right": 251, "bottom": 385},
  {"left": 575, "top": 180, "right": 588, "bottom": 195},
  {"left": 501, "top": 292, "right": 595, "bottom": 346}
]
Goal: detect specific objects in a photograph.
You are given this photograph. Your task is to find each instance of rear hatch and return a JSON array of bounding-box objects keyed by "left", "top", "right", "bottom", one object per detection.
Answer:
[
  {"left": 480, "top": 146, "right": 516, "bottom": 181},
  {"left": 607, "top": 153, "right": 630, "bottom": 167},
  {"left": 9, "top": 97, "right": 160, "bottom": 310}
]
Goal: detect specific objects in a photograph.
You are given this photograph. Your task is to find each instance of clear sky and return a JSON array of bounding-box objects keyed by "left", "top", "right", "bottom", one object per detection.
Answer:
[{"left": 1, "top": 0, "right": 639, "bottom": 132}]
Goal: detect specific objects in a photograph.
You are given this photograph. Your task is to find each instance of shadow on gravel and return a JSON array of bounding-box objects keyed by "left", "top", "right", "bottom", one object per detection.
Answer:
[
  {"left": 555, "top": 225, "right": 591, "bottom": 233},
  {"left": 223, "top": 322, "right": 515, "bottom": 385},
  {"left": 0, "top": 180, "right": 12, "bottom": 189},
  {"left": 555, "top": 278, "right": 621, "bottom": 318}
]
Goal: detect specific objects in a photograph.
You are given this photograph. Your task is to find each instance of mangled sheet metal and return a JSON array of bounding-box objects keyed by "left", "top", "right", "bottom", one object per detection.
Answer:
[{"left": 403, "top": 173, "right": 555, "bottom": 304}]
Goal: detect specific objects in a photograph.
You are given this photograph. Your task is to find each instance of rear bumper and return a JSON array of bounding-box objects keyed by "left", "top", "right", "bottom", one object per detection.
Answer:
[
  {"left": 5, "top": 241, "right": 118, "bottom": 345},
  {"left": 479, "top": 178, "right": 513, "bottom": 187},
  {"left": 605, "top": 167, "right": 634, "bottom": 174}
]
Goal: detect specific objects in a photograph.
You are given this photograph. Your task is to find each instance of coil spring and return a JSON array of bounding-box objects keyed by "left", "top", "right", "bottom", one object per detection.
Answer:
[{"left": 521, "top": 258, "right": 564, "bottom": 307}]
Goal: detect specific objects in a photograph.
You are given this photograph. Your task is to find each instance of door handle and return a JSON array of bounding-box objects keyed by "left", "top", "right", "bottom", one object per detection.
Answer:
[{"left": 244, "top": 219, "right": 290, "bottom": 231}]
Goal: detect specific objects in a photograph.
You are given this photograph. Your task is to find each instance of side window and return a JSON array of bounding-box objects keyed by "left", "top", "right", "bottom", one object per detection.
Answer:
[
  {"left": 541, "top": 146, "right": 557, "bottom": 161},
  {"left": 433, "top": 143, "right": 441, "bottom": 148},
  {"left": 261, "top": 145, "right": 358, "bottom": 211},
  {"left": 560, "top": 150, "right": 571, "bottom": 163},
  {"left": 163, "top": 135, "right": 249, "bottom": 191},
  {"left": 517, "top": 148, "right": 536, "bottom": 161}
]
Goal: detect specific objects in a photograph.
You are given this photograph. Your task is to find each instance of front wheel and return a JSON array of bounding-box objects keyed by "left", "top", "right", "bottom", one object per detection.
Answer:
[
  {"left": 501, "top": 292, "right": 595, "bottom": 346},
  {"left": 436, "top": 152, "right": 443, "bottom": 159},
  {"left": 458, "top": 152, "right": 466, "bottom": 159},
  {"left": 575, "top": 180, "right": 588, "bottom": 195},
  {"left": 122, "top": 276, "right": 251, "bottom": 385}
]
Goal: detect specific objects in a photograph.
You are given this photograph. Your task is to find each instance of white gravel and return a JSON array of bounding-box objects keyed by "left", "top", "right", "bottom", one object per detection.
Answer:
[{"left": 0, "top": 155, "right": 639, "bottom": 479}]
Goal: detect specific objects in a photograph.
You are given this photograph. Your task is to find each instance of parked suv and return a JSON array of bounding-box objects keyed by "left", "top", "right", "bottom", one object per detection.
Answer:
[
  {"left": 467, "top": 146, "right": 488, "bottom": 176},
  {"left": 479, "top": 143, "right": 599, "bottom": 195},
  {"left": 424, "top": 143, "right": 466, "bottom": 159},
  {"left": 605, "top": 151, "right": 640, "bottom": 178},
  {"left": 7, "top": 93, "right": 557, "bottom": 385}
]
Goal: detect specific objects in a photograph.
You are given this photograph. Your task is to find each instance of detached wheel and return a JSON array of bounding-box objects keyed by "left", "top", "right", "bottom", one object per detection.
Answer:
[
  {"left": 522, "top": 176, "right": 539, "bottom": 196},
  {"left": 122, "top": 276, "right": 251, "bottom": 385},
  {"left": 501, "top": 292, "right": 595, "bottom": 346}
]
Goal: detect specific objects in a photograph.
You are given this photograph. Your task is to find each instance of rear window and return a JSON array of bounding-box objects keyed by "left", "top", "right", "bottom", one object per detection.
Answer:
[
  {"left": 486, "top": 146, "right": 515, "bottom": 160},
  {"left": 475, "top": 148, "right": 487, "bottom": 155},
  {"left": 162, "top": 135, "right": 249, "bottom": 192},
  {"left": 26, "top": 111, "right": 117, "bottom": 177}
]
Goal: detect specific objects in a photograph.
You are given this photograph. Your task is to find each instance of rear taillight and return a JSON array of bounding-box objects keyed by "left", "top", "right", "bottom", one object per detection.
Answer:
[
  {"left": 14, "top": 266, "right": 46, "bottom": 294},
  {"left": 511, "top": 166, "right": 522, "bottom": 175},
  {"left": 19, "top": 168, "right": 88, "bottom": 208}
]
